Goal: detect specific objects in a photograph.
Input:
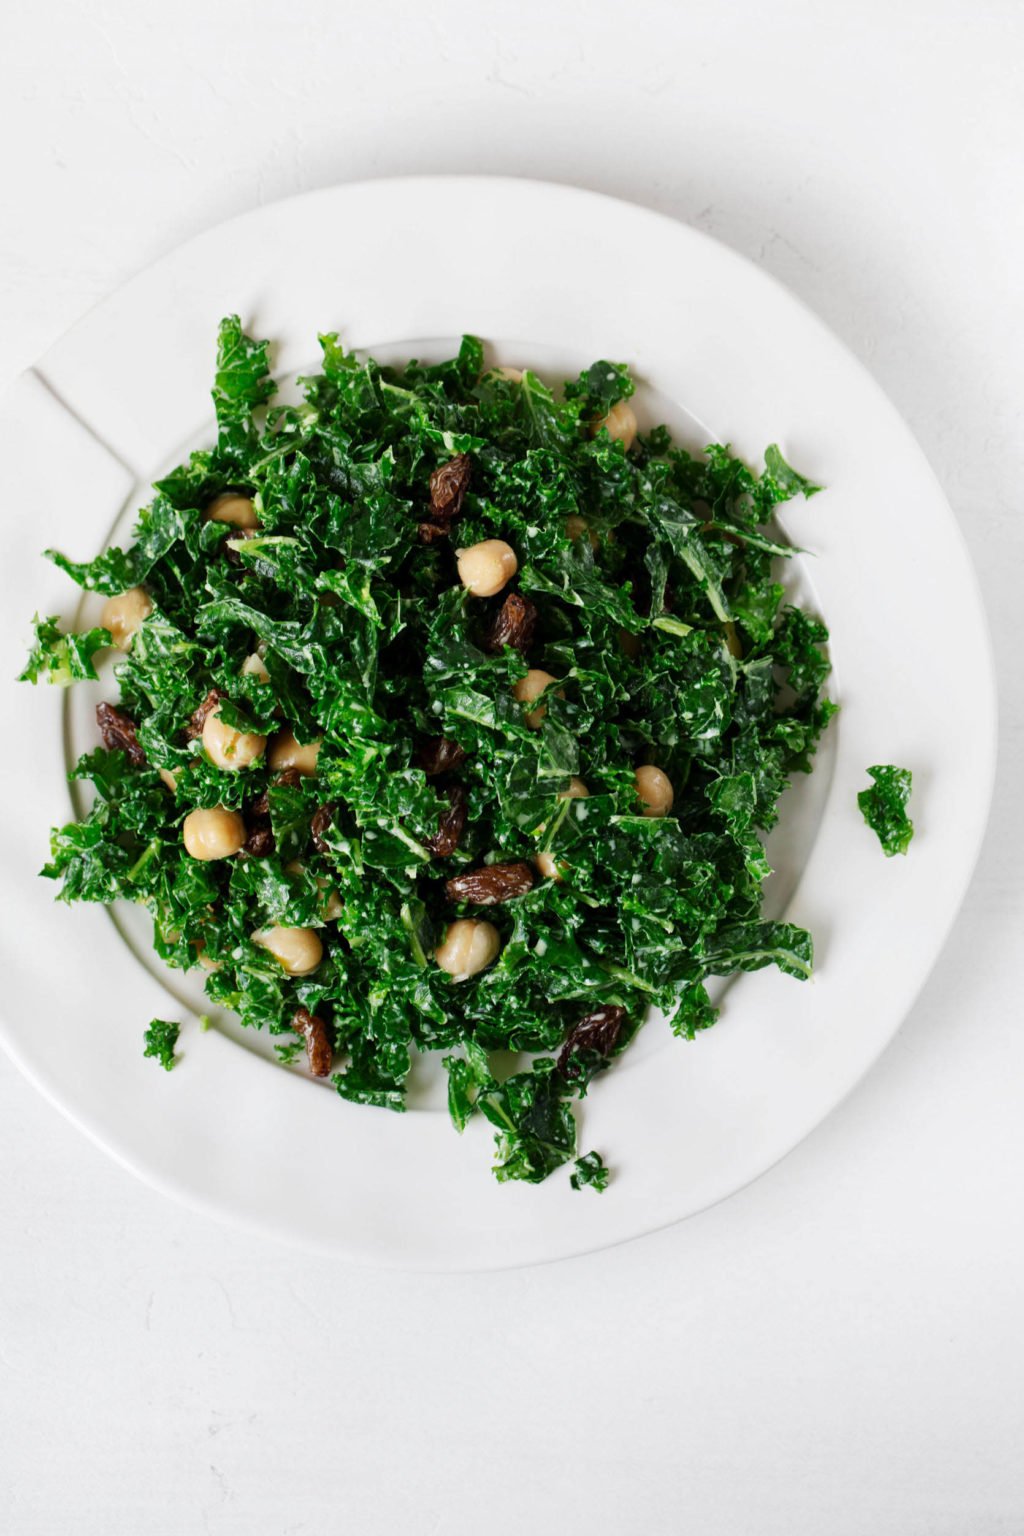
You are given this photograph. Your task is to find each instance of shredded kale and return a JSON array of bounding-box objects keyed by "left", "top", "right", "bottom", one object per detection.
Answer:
[
  {"left": 571, "top": 1151, "right": 609, "bottom": 1192},
  {"left": 143, "top": 1018, "right": 180, "bottom": 1071},
  {"left": 25, "top": 318, "right": 836, "bottom": 1185},
  {"left": 19, "top": 615, "right": 111, "bottom": 686},
  {"left": 858, "top": 765, "right": 914, "bottom": 856}
]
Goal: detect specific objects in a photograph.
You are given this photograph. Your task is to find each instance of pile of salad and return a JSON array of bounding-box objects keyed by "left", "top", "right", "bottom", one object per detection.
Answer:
[{"left": 22, "top": 319, "right": 838, "bottom": 1188}]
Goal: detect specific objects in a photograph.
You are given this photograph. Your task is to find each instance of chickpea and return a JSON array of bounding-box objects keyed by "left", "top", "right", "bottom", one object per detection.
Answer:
[
  {"left": 491, "top": 366, "right": 523, "bottom": 383},
  {"left": 634, "top": 764, "right": 675, "bottom": 818},
  {"left": 534, "top": 851, "right": 564, "bottom": 882},
  {"left": 558, "top": 777, "right": 589, "bottom": 800},
  {"left": 269, "top": 728, "right": 322, "bottom": 776},
  {"left": 595, "top": 399, "right": 638, "bottom": 451},
  {"left": 513, "top": 669, "right": 562, "bottom": 729},
  {"left": 100, "top": 587, "right": 152, "bottom": 651},
  {"left": 202, "top": 704, "right": 267, "bottom": 772},
  {"left": 435, "top": 919, "right": 501, "bottom": 979},
  {"left": 158, "top": 767, "right": 179, "bottom": 793},
  {"left": 456, "top": 539, "right": 518, "bottom": 598},
  {"left": 253, "top": 924, "right": 324, "bottom": 977},
  {"left": 206, "top": 492, "right": 258, "bottom": 530},
  {"left": 240, "top": 651, "right": 271, "bottom": 683},
  {"left": 182, "top": 806, "right": 246, "bottom": 861},
  {"left": 566, "top": 515, "right": 600, "bottom": 551}
]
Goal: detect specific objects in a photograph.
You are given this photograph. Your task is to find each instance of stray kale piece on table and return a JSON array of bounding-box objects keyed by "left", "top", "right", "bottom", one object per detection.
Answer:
[{"left": 25, "top": 319, "right": 834, "bottom": 1185}]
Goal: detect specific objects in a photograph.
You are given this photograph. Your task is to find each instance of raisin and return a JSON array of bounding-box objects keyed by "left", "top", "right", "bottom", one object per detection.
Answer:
[
  {"left": 292, "top": 1007, "right": 332, "bottom": 1078},
  {"left": 311, "top": 801, "right": 338, "bottom": 854},
  {"left": 429, "top": 453, "right": 472, "bottom": 522},
  {"left": 242, "top": 825, "right": 275, "bottom": 859},
  {"left": 556, "top": 1005, "right": 627, "bottom": 1081},
  {"left": 417, "top": 737, "right": 468, "bottom": 777},
  {"left": 425, "top": 784, "right": 467, "bottom": 858},
  {"left": 95, "top": 702, "right": 147, "bottom": 767},
  {"left": 242, "top": 769, "right": 304, "bottom": 858},
  {"left": 248, "top": 787, "right": 270, "bottom": 819},
  {"left": 445, "top": 861, "right": 534, "bottom": 905},
  {"left": 185, "top": 687, "right": 223, "bottom": 740},
  {"left": 417, "top": 520, "right": 451, "bottom": 544},
  {"left": 484, "top": 591, "right": 538, "bottom": 654},
  {"left": 249, "top": 767, "right": 302, "bottom": 821}
]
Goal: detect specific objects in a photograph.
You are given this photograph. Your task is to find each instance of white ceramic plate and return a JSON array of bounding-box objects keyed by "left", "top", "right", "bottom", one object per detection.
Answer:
[{"left": 0, "top": 177, "right": 995, "bottom": 1269}]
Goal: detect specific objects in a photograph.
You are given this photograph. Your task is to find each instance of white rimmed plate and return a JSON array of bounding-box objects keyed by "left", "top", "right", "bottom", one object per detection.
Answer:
[{"left": 0, "top": 177, "right": 996, "bottom": 1269}]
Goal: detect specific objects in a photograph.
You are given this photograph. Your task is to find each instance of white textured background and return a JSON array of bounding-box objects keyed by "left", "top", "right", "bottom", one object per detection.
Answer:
[{"left": 2, "top": 3, "right": 1022, "bottom": 1533}]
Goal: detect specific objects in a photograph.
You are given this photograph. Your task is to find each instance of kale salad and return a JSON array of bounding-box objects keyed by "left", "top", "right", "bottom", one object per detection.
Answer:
[{"left": 21, "top": 318, "right": 837, "bottom": 1187}]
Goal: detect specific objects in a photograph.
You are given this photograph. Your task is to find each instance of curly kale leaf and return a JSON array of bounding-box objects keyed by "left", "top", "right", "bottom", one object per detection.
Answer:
[
  {"left": 143, "top": 1018, "right": 180, "bottom": 1071},
  {"left": 571, "top": 1150, "right": 610, "bottom": 1192},
  {"left": 19, "top": 616, "right": 110, "bottom": 685},
  {"left": 858, "top": 765, "right": 914, "bottom": 856}
]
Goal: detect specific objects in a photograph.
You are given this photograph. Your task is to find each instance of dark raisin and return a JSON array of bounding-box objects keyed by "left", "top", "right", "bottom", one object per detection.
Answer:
[
  {"left": 417, "top": 520, "right": 451, "bottom": 544},
  {"left": 292, "top": 1007, "right": 332, "bottom": 1078},
  {"left": 425, "top": 784, "right": 467, "bottom": 858},
  {"left": 445, "top": 861, "right": 534, "bottom": 905},
  {"left": 417, "top": 737, "right": 468, "bottom": 777},
  {"left": 248, "top": 767, "right": 302, "bottom": 825},
  {"left": 273, "top": 767, "right": 303, "bottom": 790},
  {"left": 242, "top": 825, "right": 275, "bottom": 858},
  {"left": 311, "top": 801, "right": 338, "bottom": 854},
  {"left": 556, "top": 1005, "right": 627, "bottom": 1081},
  {"left": 484, "top": 591, "right": 538, "bottom": 654},
  {"left": 95, "top": 702, "right": 147, "bottom": 766},
  {"left": 248, "top": 790, "right": 270, "bottom": 820},
  {"left": 185, "top": 687, "right": 223, "bottom": 740},
  {"left": 429, "top": 453, "right": 472, "bottom": 522}
]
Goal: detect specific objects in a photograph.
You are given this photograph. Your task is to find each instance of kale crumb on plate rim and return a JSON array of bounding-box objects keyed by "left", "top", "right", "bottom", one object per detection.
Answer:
[{"left": 20, "top": 317, "right": 838, "bottom": 1187}]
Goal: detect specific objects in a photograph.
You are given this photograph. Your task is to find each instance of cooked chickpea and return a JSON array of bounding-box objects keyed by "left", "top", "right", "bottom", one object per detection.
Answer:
[
  {"left": 202, "top": 705, "right": 267, "bottom": 772},
  {"left": 565, "top": 515, "right": 600, "bottom": 551},
  {"left": 253, "top": 924, "right": 324, "bottom": 977},
  {"left": 100, "top": 587, "right": 152, "bottom": 651},
  {"left": 491, "top": 366, "right": 523, "bottom": 383},
  {"left": 513, "top": 669, "right": 561, "bottom": 729},
  {"left": 158, "top": 767, "right": 179, "bottom": 793},
  {"left": 240, "top": 651, "right": 271, "bottom": 683},
  {"left": 182, "top": 806, "right": 246, "bottom": 861},
  {"left": 206, "top": 492, "right": 258, "bottom": 530},
  {"left": 596, "top": 400, "right": 638, "bottom": 451},
  {"left": 634, "top": 764, "right": 675, "bottom": 818},
  {"left": 269, "top": 728, "right": 321, "bottom": 776},
  {"left": 435, "top": 919, "right": 501, "bottom": 979},
  {"left": 558, "top": 777, "right": 589, "bottom": 800},
  {"left": 534, "top": 851, "right": 564, "bottom": 882},
  {"left": 456, "top": 539, "right": 518, "bottom": 598}
]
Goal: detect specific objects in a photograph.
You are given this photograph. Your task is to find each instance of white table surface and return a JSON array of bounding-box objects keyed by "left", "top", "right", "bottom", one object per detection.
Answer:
[{"left": 2, "top": 3, "right": 1022, "bottom": 1532}]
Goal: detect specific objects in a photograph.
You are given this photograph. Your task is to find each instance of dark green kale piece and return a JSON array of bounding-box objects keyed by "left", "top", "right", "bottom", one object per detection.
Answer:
[
  {"left": 858, "top": 765, "right": 914, "bottom": 856},
  {"left": 143, "top": 1018, "right": 181, "bottom": 1071}
]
